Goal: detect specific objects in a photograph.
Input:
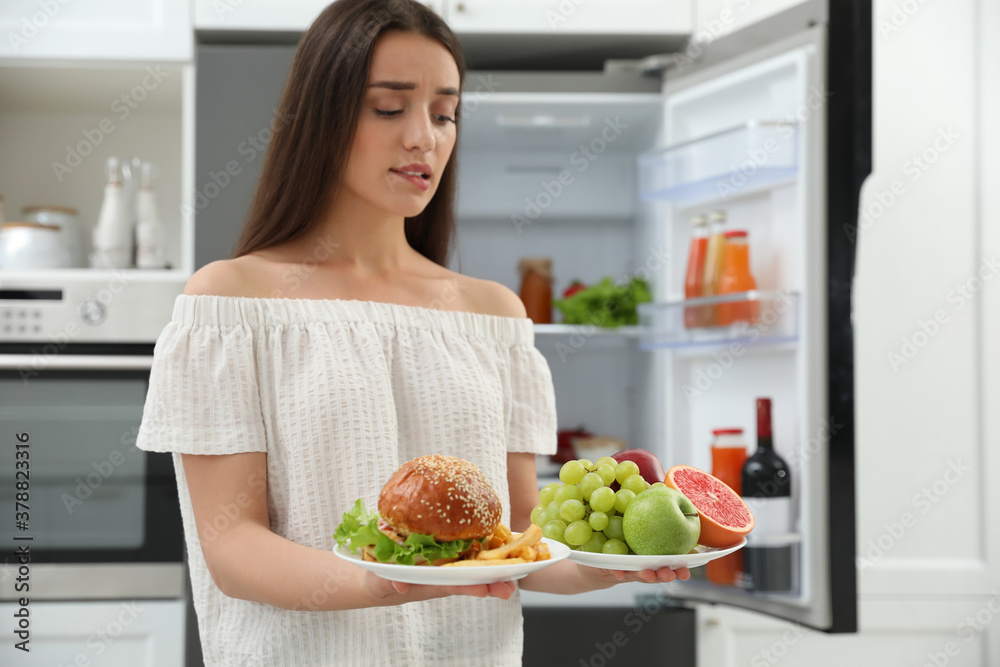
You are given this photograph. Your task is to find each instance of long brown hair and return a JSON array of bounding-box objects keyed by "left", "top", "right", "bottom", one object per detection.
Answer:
[{"left": 230, "top": 0, "right": 465, "bottom": 267}]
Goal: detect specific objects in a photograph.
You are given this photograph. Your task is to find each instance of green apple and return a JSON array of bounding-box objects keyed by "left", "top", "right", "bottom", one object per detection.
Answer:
[{"left": 622, "top": 487, "right": 701, "bottom": 555}]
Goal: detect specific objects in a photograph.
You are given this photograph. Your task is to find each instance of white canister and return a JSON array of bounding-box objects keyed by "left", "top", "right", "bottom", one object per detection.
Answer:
[
  {"left": 0, "top": 222, "right": 74, "bottom": 269},
  {"left": 135, "top": 162, "right": 167, "bottom": 269},
  {"left": 22, "top": 205, "right": 83, "bottom": 268},
  {"left": 91, "top": 156, "right": 132, "bottom": 269}
]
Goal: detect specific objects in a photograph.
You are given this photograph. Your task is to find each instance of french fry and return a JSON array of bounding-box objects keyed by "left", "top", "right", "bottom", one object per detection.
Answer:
[
  {"left": 494, "top": 523, "right": 512, "bottom": 540},
  {"left": 442, "top": 557, "right": 527, "bottom": 567},
  {"left": 536, "top": 543, "right": 551, "bottom": 561},
  {"left": 503, "top": 534, "right": 515, "bottom": 545},
  {"left": 488, "top": 536, "right": 504, "bottom": 549},
  {"left": 477, "top": 524, "right": 542, "bottom": 560},
  {"left": 518, "top": 545, "right": 537, "bottom": 562}
]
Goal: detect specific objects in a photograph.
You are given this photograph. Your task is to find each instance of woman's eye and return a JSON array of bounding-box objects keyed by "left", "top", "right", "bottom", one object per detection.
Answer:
[{"left": 373, "top": 108, "right": 455, "bottom": 124}]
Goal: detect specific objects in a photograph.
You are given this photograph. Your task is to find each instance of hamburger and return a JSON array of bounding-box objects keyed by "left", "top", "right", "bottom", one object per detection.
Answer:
[{"left": 334, "top": 455, "right": 503, "bottom": 566}]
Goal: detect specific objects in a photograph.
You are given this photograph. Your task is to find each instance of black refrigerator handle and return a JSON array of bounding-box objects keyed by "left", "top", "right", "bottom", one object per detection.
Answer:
[{"left": 824, "top": 0, "right": 872, "bottom": 635}]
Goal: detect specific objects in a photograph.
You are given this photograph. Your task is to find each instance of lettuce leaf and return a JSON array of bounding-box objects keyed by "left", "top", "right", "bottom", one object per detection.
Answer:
[
  {"left": 333, "top": 499, "right": 481, "bottom": 566},
  {"left": 552, "top": 276, "right": 652, "bottom": 327}
]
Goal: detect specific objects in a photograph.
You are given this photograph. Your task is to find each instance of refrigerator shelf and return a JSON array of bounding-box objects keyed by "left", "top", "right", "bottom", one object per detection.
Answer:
[
  {"left": 534, "top": 324, "right": 643, "bottom": 337},
  {"left": 675, "top": 574, "right": 801, "bottom": 600},
  {"left": 638, "top": 121, "right": 799, "bottom": 206},
  {"left": 637, "top": 290, "right": 799, "bottom": 350}
]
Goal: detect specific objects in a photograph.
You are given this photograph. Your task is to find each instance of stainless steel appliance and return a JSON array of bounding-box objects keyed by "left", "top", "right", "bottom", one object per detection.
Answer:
[{"left": 0, "top": 274, "right": 185, "bottom": 600}]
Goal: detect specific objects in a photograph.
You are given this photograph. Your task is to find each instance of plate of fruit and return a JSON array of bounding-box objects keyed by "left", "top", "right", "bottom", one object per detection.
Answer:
[{"left": 530, "top": 450, "right": 754, "bottom": 572}]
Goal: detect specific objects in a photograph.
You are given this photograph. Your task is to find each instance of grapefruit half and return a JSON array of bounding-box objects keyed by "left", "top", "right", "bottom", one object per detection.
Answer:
[{"left": 664, "top": 465, "right": 755, "bottom": 548}]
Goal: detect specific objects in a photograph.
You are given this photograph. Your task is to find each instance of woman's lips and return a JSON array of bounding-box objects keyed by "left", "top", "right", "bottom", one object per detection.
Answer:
[{"left": 389, "top": 169, "right": 431, "bottom": 191}]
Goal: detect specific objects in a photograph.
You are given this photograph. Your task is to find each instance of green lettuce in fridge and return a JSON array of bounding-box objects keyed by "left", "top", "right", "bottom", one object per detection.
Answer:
[{"left": 553, "top": 277, "right": 652, "bottom": 327}]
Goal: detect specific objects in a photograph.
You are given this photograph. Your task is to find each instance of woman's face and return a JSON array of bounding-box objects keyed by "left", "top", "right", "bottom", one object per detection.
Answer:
[{"left": 344, "top": 30, "right": 461, "bottom": 219}]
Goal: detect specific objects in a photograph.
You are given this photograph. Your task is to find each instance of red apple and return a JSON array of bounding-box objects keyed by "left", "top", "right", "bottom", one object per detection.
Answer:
[{"left": 610, "top": 448, "right": 666, "bottom": 490}]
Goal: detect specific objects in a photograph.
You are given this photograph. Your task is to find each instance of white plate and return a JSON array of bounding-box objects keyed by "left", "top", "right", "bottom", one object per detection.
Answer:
[
  {"left": 333, "top": 537, "right": 570, "bottom": 585},
  {"left": 566, "top": 538, "right": 747, "bottom": 571}
]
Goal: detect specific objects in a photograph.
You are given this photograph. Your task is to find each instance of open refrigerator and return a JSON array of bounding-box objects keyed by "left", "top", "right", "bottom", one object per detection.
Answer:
[{"left": 453, "top": 0, "right": 869, "bottom": 633}]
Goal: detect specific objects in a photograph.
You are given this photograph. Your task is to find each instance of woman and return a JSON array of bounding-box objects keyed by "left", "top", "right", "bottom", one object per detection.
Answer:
[{"left": 136, "top": 0, "right": 689, "bottom": 664}]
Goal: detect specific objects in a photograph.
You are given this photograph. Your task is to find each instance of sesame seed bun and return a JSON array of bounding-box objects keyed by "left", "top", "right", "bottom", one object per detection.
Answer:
[{"left": 377, "top": 455, "right": 502, "bottom": 542}]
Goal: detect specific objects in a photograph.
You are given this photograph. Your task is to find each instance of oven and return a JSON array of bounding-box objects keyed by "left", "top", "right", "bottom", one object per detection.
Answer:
[{"left": 0, "top": 277, "right": 185, "bottom": 602}]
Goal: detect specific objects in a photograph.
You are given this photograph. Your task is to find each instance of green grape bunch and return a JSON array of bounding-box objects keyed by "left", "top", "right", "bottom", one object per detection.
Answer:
[{"left": 530, "top": 457, "right": 667, "bottom": 555}]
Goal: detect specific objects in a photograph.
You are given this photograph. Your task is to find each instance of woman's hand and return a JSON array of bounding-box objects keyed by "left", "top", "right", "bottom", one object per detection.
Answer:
[{"left": 364, "top": 571, "right": 517, "bottom": 605}]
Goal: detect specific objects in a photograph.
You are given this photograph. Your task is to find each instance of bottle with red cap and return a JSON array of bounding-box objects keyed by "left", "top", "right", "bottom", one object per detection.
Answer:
[{"left": 715, "top": 229, "right": 759, "bottom": 326}]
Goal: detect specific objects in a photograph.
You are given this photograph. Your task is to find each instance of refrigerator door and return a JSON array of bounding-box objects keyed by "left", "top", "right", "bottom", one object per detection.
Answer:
[{"left": 636, "top": 1, "right": 868, "bottom": 632}]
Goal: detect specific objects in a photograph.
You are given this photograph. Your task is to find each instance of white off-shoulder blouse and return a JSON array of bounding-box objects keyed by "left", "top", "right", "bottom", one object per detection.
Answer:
[{"left": 135, "top": 294, "right": 558, "bottom": 667}]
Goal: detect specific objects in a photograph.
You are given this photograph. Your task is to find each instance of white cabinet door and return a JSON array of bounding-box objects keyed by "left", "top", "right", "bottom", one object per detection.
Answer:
[
  {"left": 696, "top": 598, "right": 1000, "bottom": 667},
  {"left": 694, "top": 0, "right": 813, "bottom": 40},
  {"left": 444, "top": 0, "right": 690, "bottom": 34},
  {"left": 0, "top": 0, "right": 192, "bottom": 61},
  {"left": 0, "top": 600, "right": 185, "bottom": 666},
  {"left": 194, "top": 0, "right": 445, "bottom": 32},
  {"left": 855, "top": 0, "right": 999, "bottom": 599}
]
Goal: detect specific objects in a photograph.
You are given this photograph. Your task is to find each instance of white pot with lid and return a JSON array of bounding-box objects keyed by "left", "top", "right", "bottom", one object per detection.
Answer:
[
  {"left": 0, "top": 221, "right": 74, "bottom": 269},
  {"left": 21, "top": 205, "right": 84, "bottom": 268}
]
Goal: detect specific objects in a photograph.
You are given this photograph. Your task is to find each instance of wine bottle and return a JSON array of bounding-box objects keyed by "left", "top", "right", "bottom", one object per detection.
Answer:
[
  {"left": 741, "top": 397, "right": 794, "bottom": 592},
  {"left": 742, "top": 398, "right": 791, "bottom": 503}
]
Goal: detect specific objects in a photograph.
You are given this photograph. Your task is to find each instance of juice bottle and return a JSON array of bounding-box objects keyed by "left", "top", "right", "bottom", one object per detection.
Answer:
[
  {"left": 715, "top": 230, "right": 759, "bottom": 326},
  {"left": 701, "top": 209, "right": 727, "bottom": 325},
  {"left": 683, "top": 214, "right": 709, "bottom": 328},
  {"left": 706, "top": 428, "right": 748, "bottom": 586},
  {"left": 518, "top": 257, "right": 553, "bottom": 324}
]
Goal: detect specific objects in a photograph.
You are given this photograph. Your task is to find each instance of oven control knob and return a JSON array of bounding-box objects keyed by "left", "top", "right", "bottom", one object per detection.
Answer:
[{"left": 80, "top": 299, "right": 107, "bottom": 326}]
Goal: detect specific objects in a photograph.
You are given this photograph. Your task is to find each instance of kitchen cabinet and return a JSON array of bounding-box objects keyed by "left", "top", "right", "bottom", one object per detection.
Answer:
[
  {"left": 194, "top": 0, "right": 445, "bottom": 32},
  {"left": 696, "top": 599, "right": 999, "bottom": 667},
  {"left": 0, "top": 0, "right": 192, "bottom": 61},
  {"left": 192, "top": 0, "right": 688, "bottom": 35},
  {"left": 0, "top": 61, "right": 196, "bottom": 279},
  {"left": 694, "top": 0, "right": 815, "bottom": 40},
  {"left": 0, "top": 600, "right": 185, "bottom": 666},
  {"left": 444, "top": 0, "right": 691, "bottom": 34},
  {"left": 854, "top": 0, "right": 1000, "bottom": 602}
]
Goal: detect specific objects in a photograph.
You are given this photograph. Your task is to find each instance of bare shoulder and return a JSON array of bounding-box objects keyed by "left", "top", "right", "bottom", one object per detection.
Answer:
[
  {"left": 465, "top": 277, "right": 527, "bottom": 319},
  {"left": 182, "top": 256, "right": 268, "bottom": 297}
]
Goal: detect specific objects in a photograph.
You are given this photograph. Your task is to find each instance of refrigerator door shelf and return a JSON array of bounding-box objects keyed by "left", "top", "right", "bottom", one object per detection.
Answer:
[
  {"left": 638, "top": 121, "right": 799, "bottom": 206},
  {"left": 637, "top": 290, "right": 799, "bottom": 350}
]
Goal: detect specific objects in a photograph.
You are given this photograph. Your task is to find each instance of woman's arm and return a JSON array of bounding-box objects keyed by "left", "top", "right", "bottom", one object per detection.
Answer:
[
  {"left": 181, "top": 452, "right": 515, "bottom": 611},
  {"left": 506, "top": 452, "right": 691, "bottom": 594}
]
